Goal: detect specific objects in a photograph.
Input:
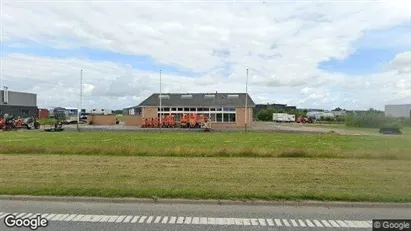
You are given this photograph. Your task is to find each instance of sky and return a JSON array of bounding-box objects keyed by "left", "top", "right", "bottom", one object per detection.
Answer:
[{"left": 0, "top": 0, "right": 410, "bottom": 111}]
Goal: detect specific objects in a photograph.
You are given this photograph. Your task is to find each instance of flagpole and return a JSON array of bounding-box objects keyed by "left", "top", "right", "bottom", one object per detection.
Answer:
[
  {"left": 77, "top": 69, "right": 83, "bottom": 132},
  {"left": 245, "top": 69, "right": 248, "bottom": 132},
  {"left": 159, "top": 70, "right": 162, "bottom": 132}
]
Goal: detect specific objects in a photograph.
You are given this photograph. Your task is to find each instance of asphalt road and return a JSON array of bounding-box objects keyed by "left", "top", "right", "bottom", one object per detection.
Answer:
[{"left": 1, "top": 199, "right": 410, "bottom": 231}]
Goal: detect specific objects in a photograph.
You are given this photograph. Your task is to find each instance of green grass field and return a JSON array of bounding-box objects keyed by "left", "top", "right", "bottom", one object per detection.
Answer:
[
  {"left": 1, "top": 131, "right": 410, "bottom": 159},
  {"left": 1, "top": 155, "right": 410, "bottom": 202},
  {"left": 1, "top": 131, "right": 410, "bottom": 202}
]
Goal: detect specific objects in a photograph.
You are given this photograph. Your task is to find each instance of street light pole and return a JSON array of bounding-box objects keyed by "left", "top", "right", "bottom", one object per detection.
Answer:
[
  {"left": 77, "top": 69, "right": 83, "bottom": 132},
  {"left": 245, "top": 69, "right": 249, "bottom": 132},
  {"left": 159, "top": 70, "right": 162, "bottom": 132}
]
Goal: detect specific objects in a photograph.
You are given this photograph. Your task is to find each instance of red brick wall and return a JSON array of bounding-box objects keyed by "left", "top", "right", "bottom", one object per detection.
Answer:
[
  {"left": 123, "top": 115, "right": 142, "bottom": 126},
  {"left": 236, "top": 108, "right": 253, "bottom": 128},
  {"left": 87, "top": 115, "right": 116, "bottom": 125},
  {"left": 142, "top": 107, "right": 158, "bottom": 119}
]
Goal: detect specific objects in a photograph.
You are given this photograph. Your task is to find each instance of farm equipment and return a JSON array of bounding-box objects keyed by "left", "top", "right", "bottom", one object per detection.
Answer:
[
  {"left": 141, "top": 114, "right": 207, "bottom": 129},
  {"left": 162, "top": 115, "right": 176, "bottom": 128},
  {"left": 180, "top": 114, "right": 189, "bottom": 128},
  {"left": 0, "top": 114, "right": 41, "bottom": 131},
  {"left": 188, "top": 113, "right": 197, "bottom": 128},
  {"left": 152, "top": 118, "right": 159, "bottom": 128},
  {"left": 22, "top": 116, "right": 40, "bottom": 130},
  {"left": 44, "top": 109, "right": 65, "bottom": 132},
  {"left": 201, "top": 117, "right": 211, "bottom": 132},
  {"left": 297, "top": 117, "right": 313, "bottom": 123},
  {"left": 161, "top": 115, "right": 169, "bottom": 128},
  {"left": 1, "top": 114, "right": 17, "bottom": 131}
]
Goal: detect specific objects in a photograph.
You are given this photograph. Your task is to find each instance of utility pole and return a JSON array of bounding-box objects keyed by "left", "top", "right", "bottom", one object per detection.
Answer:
[
  {"left": 0, "top": 0, "right": 3, "bottom": 89},
  {"left": 77, "top": 69, "right": 83, "bottom": 132},
  {"left": 245, "top": 69, "right": 249, "bottom": 132},
  {"left": 159, "top": 70, "right": 162, "bottom": 132}
]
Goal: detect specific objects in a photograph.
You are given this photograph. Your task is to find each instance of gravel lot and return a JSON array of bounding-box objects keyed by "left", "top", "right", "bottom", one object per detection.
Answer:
[{"left": 54, "top": 122, "right": 379, "bottom": 136}]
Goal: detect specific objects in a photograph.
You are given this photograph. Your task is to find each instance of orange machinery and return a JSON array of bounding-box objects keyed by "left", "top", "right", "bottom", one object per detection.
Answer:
[
  {"left": 188, "top": 113, "right": 197, "bottom": 128},
  {"left": 15, "top": 119, "right": 23, "bottom": 128},
  {"left": 141, "top": 118, "right": 150, "bottom": 128},
  {"left": 152, "top": 118, "right": 159, "bottom": 128},
  {"left": 167, "top": 115, "right": 176, "bottom": 128},
  {"left": 180, "top": 114, "right": 189, "bottom": 128},
  {"left": 161, "top": 115, "right": 169, "bottom": 128}
]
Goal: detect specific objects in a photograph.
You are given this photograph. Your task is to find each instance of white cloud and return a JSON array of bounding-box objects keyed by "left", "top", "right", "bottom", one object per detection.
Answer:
[{"left": 0, "top": 1, "right": 410, "bottom": 110}]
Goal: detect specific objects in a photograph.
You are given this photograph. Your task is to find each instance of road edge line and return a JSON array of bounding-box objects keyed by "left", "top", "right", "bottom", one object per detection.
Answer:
[{"left": 0, "top": 195, "right": 410, "bottom": 208}]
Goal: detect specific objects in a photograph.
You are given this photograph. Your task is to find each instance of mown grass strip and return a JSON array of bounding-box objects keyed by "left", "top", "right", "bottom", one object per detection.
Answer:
[
  {"left": 1, "top": 155, "right": 410, "bottom": 202},
  {"left": 1, "top": 131, "right": 410, "bottom": 160}
]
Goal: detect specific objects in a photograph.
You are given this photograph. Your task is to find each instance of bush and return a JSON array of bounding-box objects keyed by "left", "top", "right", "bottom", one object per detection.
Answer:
[
  {"left": 345, "top": 114, "right": 403, "bottom": 129},
  {"left": 38, "top": 118, "right": 57, "bottom": 126},
  {"left": 256, "top": 109, "right": 276, "bottom": 121},
  {"left": 397, "top": 118, "right": 411, "bottom": 127}
]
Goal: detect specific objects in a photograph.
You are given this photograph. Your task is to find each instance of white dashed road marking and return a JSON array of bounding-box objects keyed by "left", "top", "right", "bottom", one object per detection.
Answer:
[
  {"left": 266, "top": 218, "right": 275, "bottom": 226},
  {"left": 146, "top": 216, "right": 154, "bottom": 224},
  {"left": 322, "top": 220, "right": 332, "bottom": 227},
  {"left": 123, "top": 216, "right": 133, "bottom": 223},
  {"left": 0, "top": 211, "right": 372, "bottom": 228},
  {"left": 130, "top": 216, "right": 139, "bottom": 223},
  {"left": 154, "top": 216, "right": 161, "bottom": 223},
  {"left": 184, "top": 217, "right": 192, "bottom": 224},
  {"left": 275, "top": 219, "right": 282, "bottom": 226}
]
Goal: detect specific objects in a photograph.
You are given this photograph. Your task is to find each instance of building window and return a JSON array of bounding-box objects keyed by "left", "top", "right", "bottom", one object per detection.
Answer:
[
  {"left": 181, "top": 94, "right": 193, "bottom": 99},
  {"left": 197, "top": 108, "right": 203, "bottom": 112},
  {"left": 216, "top": 113, "right": 223, "bottom": 122},
  {"left": 171, "top": 108, "right": 177, "bottom": 111},
  {"left": 21, "top": 110, "right": 30, "bottom": 115},
  {"left": 223, "top": 113, "right": 229, "bottom": 122},
  {"left": 159, "top": 95, "right": 170, "bottom": 100},
  {"left": 190, "top": 108, "right": 196, "bottom": 111},
  {"left": 223, "top": 107, "right": 235, "bottom": 112},
  {"left": 210, "top": 114, "right": 216, "bottom": 122},
  {"left": 163, "top": 108, "right": 170, "bottom": 111},
  {"left": 227, "top": 94, "right": 239, "bottom": 99},
  {"left": 204, "top": 95, "right": 215, "bottom": 100},
  {"left": 210, "top": 108, "right": 216, "bottom": 111},
  {"left": 177, "top": 108, "right": 183, "bottom": 111},
  {"left": 184, "top": 108, "right": 190, "bottom": 111},
  {"left": 216, "top": 108, "right": 222, "bottom": 111},
  {"left": 228, "top": 114, "right": 236, "bottom": 122}
]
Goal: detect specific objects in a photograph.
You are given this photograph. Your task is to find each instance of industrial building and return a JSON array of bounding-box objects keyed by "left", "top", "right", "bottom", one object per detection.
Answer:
[
  {"left": 123, "top": 93, "right": 255, "bottom": 128},
  {"left": 254, "top": 103, "right": 297, "bottom": 118},
  {"left": 0, "top": 87, "right": 38, "bottom": 118},
  {"left": 385, "top": 104, "right": 411, "bottom": 118}
]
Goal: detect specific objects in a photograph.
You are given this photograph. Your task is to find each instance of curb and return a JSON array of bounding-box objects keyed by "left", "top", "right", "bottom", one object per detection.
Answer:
[{"left": 0, "top": 195, "right": 410, "bottom": 208}]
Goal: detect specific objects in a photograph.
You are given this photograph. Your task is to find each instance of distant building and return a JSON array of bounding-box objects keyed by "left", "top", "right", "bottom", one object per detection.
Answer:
[
  {"left": 385, "top": 104, "right": 411, "bottom": 118},
  {"left": 307, "top": 111, "right": 335, "bottom": 120},
  {"left": 0, "top": 87, "right": 38, "bottom": 118},
  {"left": 85, "top": 108, "right": 113, "bottom": 115},
  {"left": 331, "top": 110, "right": 347, "bottom": 117},
  {"left": 124, "top": 92, "right": 255, "bottom": 128},
  {"left": 254, "top": 103, "right": 297, "bottom": 118}
]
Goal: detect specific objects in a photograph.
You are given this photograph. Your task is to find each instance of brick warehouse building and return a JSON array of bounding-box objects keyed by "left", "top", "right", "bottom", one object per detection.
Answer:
[
  {"left": 123, "top": 93, "right": 255, "bottom": 128},
  {"left": 0, "top": 88, "right": 38, "bottom": 118}
]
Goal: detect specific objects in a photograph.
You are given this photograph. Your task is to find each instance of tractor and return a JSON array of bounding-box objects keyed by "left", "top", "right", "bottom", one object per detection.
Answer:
[
  {"left": 22, "top": 116, "right": 40, "bottom": 130},
  {"left": 2, "top": 114, "right": 17, "bottom": 131},
  {"left": 44, "top": 109, "right": 65, "bottom": 132}
]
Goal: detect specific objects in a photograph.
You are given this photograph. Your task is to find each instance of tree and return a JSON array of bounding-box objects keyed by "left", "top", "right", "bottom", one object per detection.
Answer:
[{"left": 256, "top": 108, "right": 276, "bottom": 121}]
